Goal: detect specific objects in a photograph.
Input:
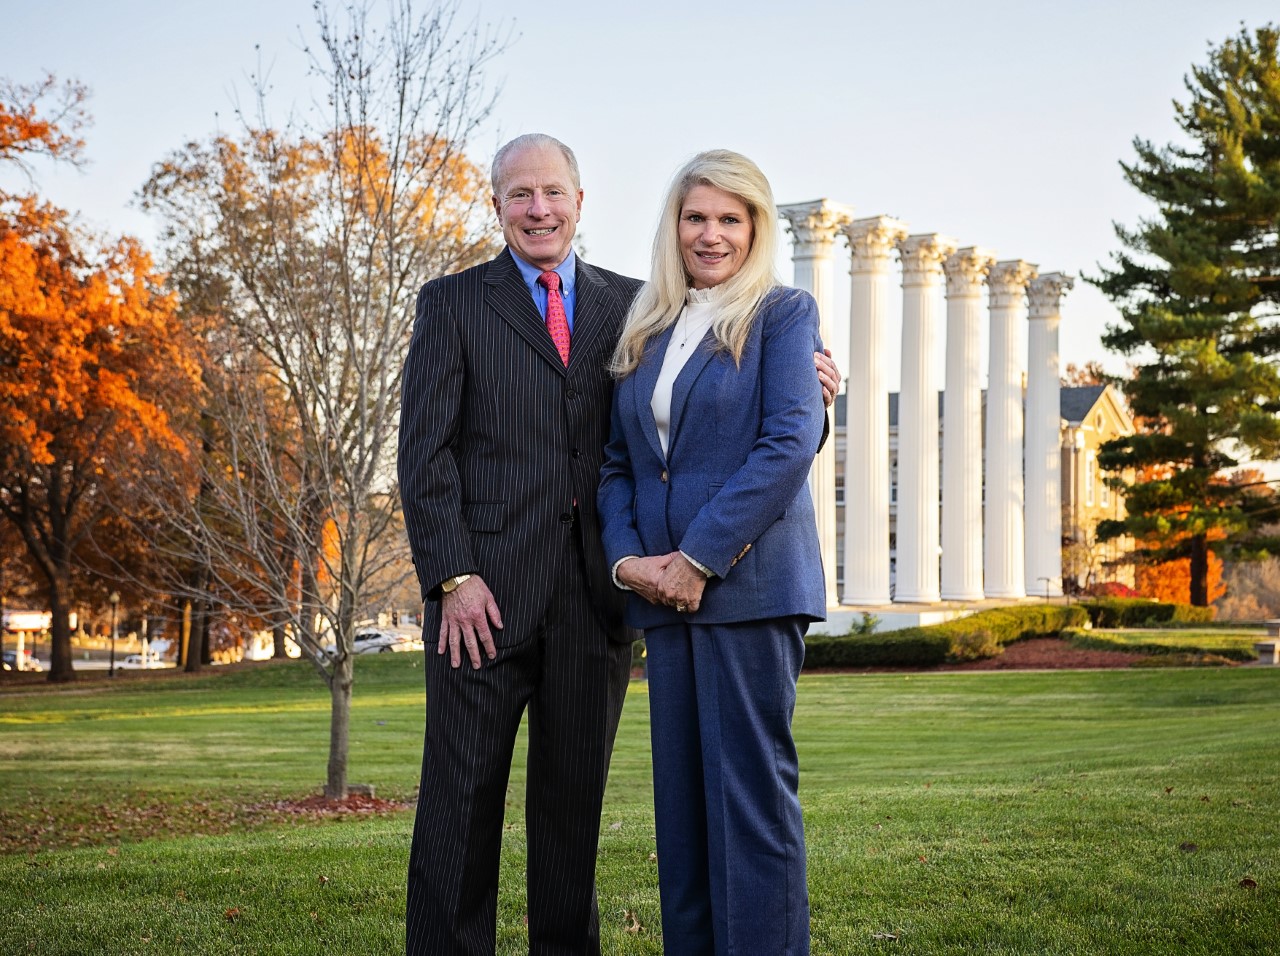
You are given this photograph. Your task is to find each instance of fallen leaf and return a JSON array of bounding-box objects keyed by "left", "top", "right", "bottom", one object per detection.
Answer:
[
  {"left": 224, "top": 907, "right": 241, "bottom": 921},
  {"left": 918, "top": 855, "right": 928, "bottom": 863},
  {"left": 1165, "top": 787, "right": 1174, "bottom": 794},
  {"left": 609, "top": 821, "right": 623, "bottom": 830},
  {"left": 1239, "top": 878, "right": 1258, "bottom": 889},
  {"left": 624, "top": 910, "right": 643, "bottom": 934},
  {"left": 872, "top": 931, "right": 898, "bottom": 940},
  {"left": 318, "top": 875, "right": 329, "bottom": 885},
  {"left": 1179, "top": 842, "right": 1198, "bottom": 854},
  {"left": 1200, "top": 795, "right": 1211, "bottom": 803},
  {"left": 648, "top": 852, "right": 657, "bottom": 862},
  {"left": 106, "top": 847, "right": 119, "bottom": 857}
]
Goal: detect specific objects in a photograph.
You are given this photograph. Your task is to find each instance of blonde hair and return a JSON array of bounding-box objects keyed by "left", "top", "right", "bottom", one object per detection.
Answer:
[{"left": 611, "top": 149, "right": 780, "bottom": 377}]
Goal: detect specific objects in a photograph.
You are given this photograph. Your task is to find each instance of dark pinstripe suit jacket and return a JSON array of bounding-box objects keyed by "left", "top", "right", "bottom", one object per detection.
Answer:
[{"left": 398, "top": 247, "right": 644, "bottom": 646}]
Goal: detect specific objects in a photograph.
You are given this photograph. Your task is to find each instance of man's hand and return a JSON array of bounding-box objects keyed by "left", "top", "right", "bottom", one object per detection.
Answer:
[
  {"left": 439, "top": 575, "right": 502, "bottom": 669},
  {"left": 815, "top": 348, "right": 841, "bottom": 407},
  {"left": 655, "top": 552, "right": 708, "bottom": 614},
  {"left": 617, "top": 554, "right": 676, "bottom": 605}
]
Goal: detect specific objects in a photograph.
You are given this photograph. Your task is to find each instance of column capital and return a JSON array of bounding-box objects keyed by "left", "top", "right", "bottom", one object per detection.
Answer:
[
  {"left": 779, "top": 199, "right": 855, "bottom": 257},
  {"left": 987, "top": 259, "right": 1039, "bottom": 308},
  {"left": 840, "top": 215, "right": 909, "bottom": 274},
  {"left": 943, "top": 246, "right": 997, "bottom": 297},
  {"left": 897, "top": 233, "right": 958, "bottom": 286},
  {"left": 1027, "top": 272, "right": 1075, "bottom": 319}
]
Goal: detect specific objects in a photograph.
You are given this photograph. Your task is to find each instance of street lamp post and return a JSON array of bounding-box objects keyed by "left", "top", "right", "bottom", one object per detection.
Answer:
[{"left": 109, "top": 592, "right": 120, "bottom": 678}]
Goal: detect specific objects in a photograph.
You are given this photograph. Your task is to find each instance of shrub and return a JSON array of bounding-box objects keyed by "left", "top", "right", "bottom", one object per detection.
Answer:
[
  {"left": 1083, "top": 581, "right": 1140, "bottom": 598},
  {"left": 804, "top": 605, "right": 1089, "bottom": 669},
  {"left": 804, "top": 629, "right": 949, "bottom": 668},
  {"left": 1080, "top": 597, "right": 1215, "bottom": 628},
  {"left": 950, "top": 627, "right": 1000, "bottom": 662}
]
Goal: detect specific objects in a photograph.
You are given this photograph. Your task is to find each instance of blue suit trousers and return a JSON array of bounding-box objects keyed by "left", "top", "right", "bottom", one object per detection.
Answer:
[{"left": 645, "top": 617, "right": 810, "bottom": 956}]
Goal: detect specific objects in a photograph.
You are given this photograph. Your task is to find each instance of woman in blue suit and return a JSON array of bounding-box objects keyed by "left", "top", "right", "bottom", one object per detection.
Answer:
[{"left": 598, "top": 149, "right": 826, "bottom": 956}]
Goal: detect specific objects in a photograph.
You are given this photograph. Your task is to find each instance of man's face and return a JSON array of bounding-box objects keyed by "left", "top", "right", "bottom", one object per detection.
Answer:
[{"left": 492, "top": 144, "right": 583, "bottom": 271}]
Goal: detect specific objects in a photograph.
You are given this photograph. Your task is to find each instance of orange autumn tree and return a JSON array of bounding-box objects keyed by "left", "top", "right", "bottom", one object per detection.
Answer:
[
  {"left": 0, "top": 77, "right": 201, "bottom": 681},
  {"left": 1135, "top": 556, "right": 1225, "bottom": 605}
]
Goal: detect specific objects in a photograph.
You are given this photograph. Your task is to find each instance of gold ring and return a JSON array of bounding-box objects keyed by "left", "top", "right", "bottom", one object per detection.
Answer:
[{"left": 675, "top": 603, "right": 687, "bottom": 613}]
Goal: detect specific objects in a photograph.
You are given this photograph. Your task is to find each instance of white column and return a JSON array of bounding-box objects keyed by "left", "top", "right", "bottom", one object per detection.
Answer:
[
  {"left": 839, "top": 216, "right": 909, "bottom": 605},
  {"left": 1025, "top": 272, "right": 1074, "bottom": 598},
  {"left": 984, "top": 259, "right": 1037, "bottom": 598},
  {"left": 779, "top": 200, "right": 854, "bottom": 609},
  {"left": 940, "top": 246, "right": 996, "bottom": 601},
  {"left": 894, "top": 233, "right": 956, "bottom": 604}
]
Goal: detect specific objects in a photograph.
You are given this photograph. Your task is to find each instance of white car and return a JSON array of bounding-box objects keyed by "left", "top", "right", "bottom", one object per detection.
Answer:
[
  {"left": 120, "top": 651, "right": 167, "bottom": 669},
  {"left": 325, "top": 627, "right": 424, "bottom": 657}
]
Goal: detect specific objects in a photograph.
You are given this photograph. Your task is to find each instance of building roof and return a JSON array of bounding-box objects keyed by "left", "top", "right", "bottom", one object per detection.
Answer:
[{"left": 1059, "top": 385, "right": 1108, "bottom": 425}]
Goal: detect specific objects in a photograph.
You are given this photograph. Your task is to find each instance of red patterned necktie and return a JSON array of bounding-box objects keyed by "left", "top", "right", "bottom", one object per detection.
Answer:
[{"left": 539, "top": 270, "right": 571, "bottom": 366}]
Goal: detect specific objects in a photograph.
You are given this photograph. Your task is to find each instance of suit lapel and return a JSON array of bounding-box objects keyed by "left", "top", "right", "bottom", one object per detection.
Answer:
[
  {"left": 634, "top": 325, "right": 673, "bottom": 464},
  {"left": 568, "top": 259, "right": 622, "bottom": 376},
  {"left": 483, "top": 248, "right": 565, "bottom": 372},
  {"left": 667, "top": 328, "right": 718, "bottom": 455}
]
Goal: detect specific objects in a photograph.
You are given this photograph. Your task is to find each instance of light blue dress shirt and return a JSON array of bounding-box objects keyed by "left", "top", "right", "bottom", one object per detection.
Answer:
[{"left": 511, "top": 248, "right": 577, "bottom": 333}]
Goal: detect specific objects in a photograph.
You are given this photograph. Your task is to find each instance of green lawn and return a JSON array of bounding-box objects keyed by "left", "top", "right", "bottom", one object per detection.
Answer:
[
  {"left": 4, "top": 657, "right": 1278, "bottom": 954},
  {"left": 1069, "top": 627, "right": 1266, "bottom": 660}
]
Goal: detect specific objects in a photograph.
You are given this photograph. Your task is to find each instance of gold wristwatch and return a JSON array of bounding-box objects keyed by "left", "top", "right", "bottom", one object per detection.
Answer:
[{"left": 440, "top": 574, "right": 472, "bottom": 594}]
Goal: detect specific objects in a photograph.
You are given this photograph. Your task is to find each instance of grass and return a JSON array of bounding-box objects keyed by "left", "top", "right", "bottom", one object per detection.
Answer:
[
  {"left": 1068, "top": 627, "right": 1266, "bottom": 661},
  {"left": 3, "top": 655, "right": 1278, "bottom": 954}
]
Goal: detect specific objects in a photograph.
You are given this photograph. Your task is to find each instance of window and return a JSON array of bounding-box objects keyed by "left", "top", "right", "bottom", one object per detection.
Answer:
[{"left": 1085, "top": 452, "right": 1096, "bottom": 506}]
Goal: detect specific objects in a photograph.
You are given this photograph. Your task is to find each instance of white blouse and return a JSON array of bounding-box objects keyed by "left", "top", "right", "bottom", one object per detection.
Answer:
[{"left": 651, "top": 286, "right": 718, "bottom": 456}]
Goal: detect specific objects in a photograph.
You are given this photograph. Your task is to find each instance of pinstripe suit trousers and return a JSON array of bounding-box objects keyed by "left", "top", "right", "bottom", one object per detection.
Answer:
[{"left": 405, "top": 526, "right": 631, "bottom": 955}]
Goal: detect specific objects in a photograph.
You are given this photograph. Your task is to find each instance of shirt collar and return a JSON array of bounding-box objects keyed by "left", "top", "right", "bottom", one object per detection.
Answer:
[{"left": 511, "top": 247, "right": 577, "bottom": 298}]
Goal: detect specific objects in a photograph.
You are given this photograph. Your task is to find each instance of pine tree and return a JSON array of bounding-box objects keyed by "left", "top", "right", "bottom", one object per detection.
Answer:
[{"left": 1092, "top": 24, "right": 1280, "bottom": 606}]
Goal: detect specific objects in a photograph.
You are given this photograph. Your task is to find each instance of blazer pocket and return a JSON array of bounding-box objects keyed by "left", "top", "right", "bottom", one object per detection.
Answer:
[
  {"left": 461, "top": 500, "right": 505, "bottom": 532},
  {"left": 706, "top": 481, "right": 788, "bottom": 519}
]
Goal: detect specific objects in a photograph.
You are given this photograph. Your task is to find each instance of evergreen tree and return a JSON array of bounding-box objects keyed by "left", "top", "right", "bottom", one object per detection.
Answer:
[{"left": 1091, "top": 24, "right": 1280, "bottom": 606}]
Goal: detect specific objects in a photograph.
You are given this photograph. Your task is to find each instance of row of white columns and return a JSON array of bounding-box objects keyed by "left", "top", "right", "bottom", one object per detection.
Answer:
[{"left": 779, "top": 201, "right": 1073, "bottom": 607}]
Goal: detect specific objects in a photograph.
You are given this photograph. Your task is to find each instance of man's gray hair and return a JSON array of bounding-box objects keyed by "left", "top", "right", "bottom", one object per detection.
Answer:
[{"left": 491, "top": 133, "right": 581, "bottom": 197}]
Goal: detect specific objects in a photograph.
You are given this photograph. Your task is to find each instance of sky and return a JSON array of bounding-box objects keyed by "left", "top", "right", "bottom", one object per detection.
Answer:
[{"left": 4, "top": 0, "right": 1278, "bottom": 394}]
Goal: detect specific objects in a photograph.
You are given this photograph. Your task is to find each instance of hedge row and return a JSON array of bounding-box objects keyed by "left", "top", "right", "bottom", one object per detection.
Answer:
[
  {"left": 804, "top": 604, "right": 1089, "bottom": 669},
  {"left": 1078, "top": 597, "right": 1215, "bottom": 628},
  {"left": 1063, "top": 627, "right": 1257, "bottom": 662}
]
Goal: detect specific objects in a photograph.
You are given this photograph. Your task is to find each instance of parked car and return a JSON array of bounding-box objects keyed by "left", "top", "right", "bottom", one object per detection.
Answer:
[
  {"left": 120, "top": 651, "right": 167, "bottom": 669},
  {"left": 324, "top": 627, "right": 424, "bottom": 657},
  {"left": 1, "top": 649, "right": 43, "bottom": 672}
]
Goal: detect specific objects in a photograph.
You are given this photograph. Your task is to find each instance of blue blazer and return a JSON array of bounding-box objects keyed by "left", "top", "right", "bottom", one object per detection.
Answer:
[{"left": 598, "top": 286, "right": 827, "bottom": 630}]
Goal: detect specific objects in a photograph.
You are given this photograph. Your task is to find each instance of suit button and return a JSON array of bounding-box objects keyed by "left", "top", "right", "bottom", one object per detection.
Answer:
[
  {"left": 571, "top": 448, "right": 581, "bottom": 459},
  {"left": 660, "top": 470, "right": 668, "bottom": 483},
  {"left": 566, "top": 388, "right": 578, "bottom": 399},
  {"left": 560, "top": 513, "right": 573, "bottom": 524}
]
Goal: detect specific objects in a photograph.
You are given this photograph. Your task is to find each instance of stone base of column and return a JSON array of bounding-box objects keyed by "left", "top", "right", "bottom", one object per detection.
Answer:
[
  {"left": 940, "top": 587, "right": 984, "bottom": 602},
  {"left": 983, "top": 587, "right": 1027, "bottom": 600},
  {"left": 842, "top": 592, "right": 892, "bottom": 607}
]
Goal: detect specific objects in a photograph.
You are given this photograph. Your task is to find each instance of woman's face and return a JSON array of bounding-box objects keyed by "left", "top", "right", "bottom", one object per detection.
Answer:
[{"left": 678, "top": 184, "right": 753, "bottom": 290}]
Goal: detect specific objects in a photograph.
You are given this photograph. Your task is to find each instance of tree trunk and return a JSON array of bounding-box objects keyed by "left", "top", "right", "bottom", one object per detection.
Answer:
[
  {"left": 185, "top": 591, "right": 206, "bottom": 673},
  {"left": 324, "top": 645, "right": 352, "bottom": 799},
  {"left": 46, "top": 573, "right": 76, "bottom": 683},
  {"left": 1189, "top": 534, "right": 1209, "bottom": 607},
  {"left": 272, "top": 621, "right": 288, "bottom": 659}
]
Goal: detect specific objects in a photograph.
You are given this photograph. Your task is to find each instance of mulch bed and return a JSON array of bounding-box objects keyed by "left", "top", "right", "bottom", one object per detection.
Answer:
[{"left": 944, "top": 637, "right": 1148, "bottom": 671}]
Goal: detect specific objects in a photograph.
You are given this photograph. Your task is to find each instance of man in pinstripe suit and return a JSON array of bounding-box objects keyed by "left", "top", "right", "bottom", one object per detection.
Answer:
[{"left": 398, "top": 133, "right": 640, "bottom": 955}]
